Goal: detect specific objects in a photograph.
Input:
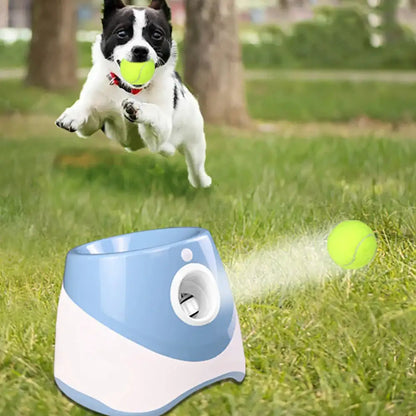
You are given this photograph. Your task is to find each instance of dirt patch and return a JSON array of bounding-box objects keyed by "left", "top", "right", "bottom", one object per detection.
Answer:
[{"left": 54, "top": 152, "right": 101, "bottom": 169}]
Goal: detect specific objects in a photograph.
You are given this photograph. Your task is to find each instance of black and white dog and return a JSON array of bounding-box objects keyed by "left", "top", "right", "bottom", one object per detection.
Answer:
[{"left": 56, "top": 0, "right": 211, "bottom": 188}]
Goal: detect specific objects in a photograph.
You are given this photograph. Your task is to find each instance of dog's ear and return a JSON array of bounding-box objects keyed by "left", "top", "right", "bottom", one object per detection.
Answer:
[
  {"left": 149, "top": 0, "right": 171, "bottom": 22},
  {"left": 103, "top": 0, "right": 125, "bottom": 20}
]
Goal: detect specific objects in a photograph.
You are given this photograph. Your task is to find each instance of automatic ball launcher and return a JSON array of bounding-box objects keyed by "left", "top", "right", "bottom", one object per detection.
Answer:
[{"left": 54, "top": 228, "right": 246, "bottom": 416}]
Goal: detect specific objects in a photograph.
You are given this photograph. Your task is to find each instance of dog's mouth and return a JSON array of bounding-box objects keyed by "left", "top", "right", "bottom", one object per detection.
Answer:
[
  {"left": 109, "top": 58, "right": 154, "bottom": 94},
  {"left": 115, "top": 59, "right": 141, "bottom": 88},
  {"left": 115, "top": 58, "right": 157, "bottom": 89},
  {"left": 117, "top": 58, "right": 161, "bottom": 69}
]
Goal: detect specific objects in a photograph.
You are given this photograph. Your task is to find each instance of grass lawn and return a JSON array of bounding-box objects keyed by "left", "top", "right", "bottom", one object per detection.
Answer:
[
  {"left": 247, "top": 78, "right": 416, "bottom": 123},
  {"left": 0, "top": 78, "right": 415, "bottom": 416},
  {"left": 0, "top": 41, "right": 93, "bottom": 69},
  {"left": 2, "top": 78, "right": 416, "bottom": 124}
]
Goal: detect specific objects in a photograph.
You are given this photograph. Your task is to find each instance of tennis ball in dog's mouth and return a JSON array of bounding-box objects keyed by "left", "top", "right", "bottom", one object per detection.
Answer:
[
  {"left": 120, "top": 59, "right": 155, "bottom": 86},
  {"left": 327, "top": 220, "right": 377, "bottom": 270}
]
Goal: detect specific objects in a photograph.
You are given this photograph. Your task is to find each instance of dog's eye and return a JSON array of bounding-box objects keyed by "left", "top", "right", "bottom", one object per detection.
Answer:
[
  {"left": 151, "top": 31, "right": 163, "bottom": 41},
  {"left": 117, "top": 30, "right": 128, "bottom": 39}
]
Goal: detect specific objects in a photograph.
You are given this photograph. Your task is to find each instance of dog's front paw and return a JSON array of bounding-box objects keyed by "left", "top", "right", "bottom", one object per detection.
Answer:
[
  {"left": 56, "top": 108, "right": 87, "bottom": 133},
  {"left": 189, "top": 173, "right": 212, "bottom": 189},
  {"left": 122, "top": 99, "right": 142, "bottom": 123}
]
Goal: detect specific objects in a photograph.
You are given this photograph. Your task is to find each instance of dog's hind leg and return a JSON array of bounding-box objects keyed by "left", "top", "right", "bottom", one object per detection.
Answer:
[
  {"left": 122, "top": 99, "right": 172, "bottom": 153},
  {"left": 182, "top": 134, "right": 212, "bottom": 189},
  {"left": 103, "top": 117, "right": 145, "bottom": 152}
]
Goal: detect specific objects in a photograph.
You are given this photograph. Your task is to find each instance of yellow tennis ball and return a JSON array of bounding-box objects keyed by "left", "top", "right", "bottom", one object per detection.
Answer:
[
  {"left": 327, "top": 220, "right": 377, "bottom": 270},
  {"left": 120, "top": 59, "right": 155, "bottom": 86}
]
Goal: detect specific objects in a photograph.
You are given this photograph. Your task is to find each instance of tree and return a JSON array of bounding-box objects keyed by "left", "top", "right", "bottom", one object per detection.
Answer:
[
  {"left": 279, "top": 0, "right": 290, "bottom": 9},
  {"left": 27, "top": 0, "right": 78, "bottom": 89},
  {"left": 184, "top": 0, "right": 250, "bottom": 127},
  {"left": 381, "top": 0, "right": 400, "bottom": 44},
  {"left": 0, "top": 0, "right": 8, "bottom": 28}
]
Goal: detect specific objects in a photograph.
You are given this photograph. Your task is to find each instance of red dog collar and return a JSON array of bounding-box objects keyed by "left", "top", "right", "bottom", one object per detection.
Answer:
[{"left": 107, "top": 72, "right": 143, "bottom": 95}]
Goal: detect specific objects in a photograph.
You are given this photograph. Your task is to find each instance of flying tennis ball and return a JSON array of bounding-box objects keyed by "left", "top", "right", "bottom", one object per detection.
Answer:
[
  {"left": 327, "top": 220, "right": 377, "bottom": 270},
  {"left": 120, "top": 59, "right": 155, "bottom": 86}
]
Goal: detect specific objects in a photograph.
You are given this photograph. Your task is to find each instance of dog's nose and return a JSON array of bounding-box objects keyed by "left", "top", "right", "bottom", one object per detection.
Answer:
[{"left": 131, "top": 46, "right": 149, "bottom": 62}]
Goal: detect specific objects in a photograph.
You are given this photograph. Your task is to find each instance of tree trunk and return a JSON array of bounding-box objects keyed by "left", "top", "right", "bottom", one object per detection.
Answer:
[
  {"left": 184, "top": 0, "right": 250, "bottom": 127},
  {"left": 27, "top": 0, "right": 78, "bottom": 89},
  {"left": 381, "top": 0, "right": 400, "bottom": 44},
  {"left": 0, "top": 0, "right": 8, "bottom": 28},
  {"left": 409, "top": 0, "right": 416, "bottom": 10},
  {"left": 280, "top": 0, "right": 290, "bottom": 10}
]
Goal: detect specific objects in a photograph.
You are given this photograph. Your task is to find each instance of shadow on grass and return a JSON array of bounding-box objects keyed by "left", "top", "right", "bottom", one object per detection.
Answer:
[{"left": 53, "top": 149, "right": 197, "bottom": 197}]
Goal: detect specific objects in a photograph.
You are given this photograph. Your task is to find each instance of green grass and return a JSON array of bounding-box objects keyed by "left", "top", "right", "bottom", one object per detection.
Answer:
[
  {"left": 0, "top": 41, "right": 28, "bottom": 68},
  {"left": 247, "top": 79, "right": 416, "bottom": 122},
  {"left": 0, "top": 78, "right": 415, "bottom": 415},
  {"left": 1, "top": 78, "right": 416, "bottom": 123},
  {"left": 0, "top": 80, "right": 80, "bottom": 115},
  {"left": 0, "top": 41, "right": 93, "bottom": 69}
]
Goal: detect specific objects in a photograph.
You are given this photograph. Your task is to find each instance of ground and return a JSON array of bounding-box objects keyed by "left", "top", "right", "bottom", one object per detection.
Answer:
[{"left": 0, "top": 74, "right": 415, "bottom": 416}]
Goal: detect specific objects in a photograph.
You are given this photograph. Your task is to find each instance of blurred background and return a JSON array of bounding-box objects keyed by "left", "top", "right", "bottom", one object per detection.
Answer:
[
  {"left": 1, "top": 0, "right": 416, "bottom": 70},
  {"left": 0, "top": 0, "right": 416, "bottom": 69},
  {"left": 1, "top": 0, "right": 416, "bottom": 125}
]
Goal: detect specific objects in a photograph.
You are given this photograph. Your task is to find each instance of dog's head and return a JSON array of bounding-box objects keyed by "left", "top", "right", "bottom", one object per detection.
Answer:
[{"left": 101, "top": 0, "right": 172, "bottom": 70}]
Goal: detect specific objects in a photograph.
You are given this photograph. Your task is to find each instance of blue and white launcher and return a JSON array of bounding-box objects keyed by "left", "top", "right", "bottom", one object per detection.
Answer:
[{"left": 54, "top": 228, "right": 246, "bottom": 416}]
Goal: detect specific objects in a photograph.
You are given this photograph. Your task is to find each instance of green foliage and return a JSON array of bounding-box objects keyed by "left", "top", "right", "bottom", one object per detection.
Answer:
[
  {"left": 287, "top": 7, "right": 371, "bottom": 68},
  {"left": 373, "top": 25, "right": 416, "bottom": 69},
  {"left": 242, "top": 25, "right": 297, "bottom": 68},
  {"left": 242, "top": 6, "right": 416, "bottom": 69},
  {"left": 2, "top": 6, "right": 415, "bottom": 71}
]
